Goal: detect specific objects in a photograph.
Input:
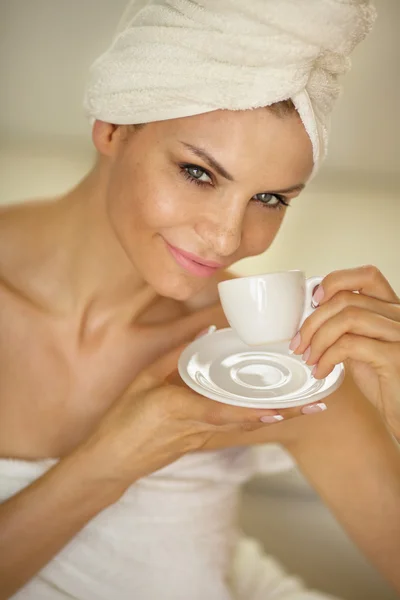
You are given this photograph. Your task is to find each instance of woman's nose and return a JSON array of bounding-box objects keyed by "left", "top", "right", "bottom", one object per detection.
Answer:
[{"left": 194, "top": 206, "right": 244, "bottom": 258}]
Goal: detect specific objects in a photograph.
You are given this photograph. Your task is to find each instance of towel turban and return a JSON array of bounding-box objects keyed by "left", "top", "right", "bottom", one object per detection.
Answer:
[{"left": 84, "top": 0, "right": 376, "bottom": 170}]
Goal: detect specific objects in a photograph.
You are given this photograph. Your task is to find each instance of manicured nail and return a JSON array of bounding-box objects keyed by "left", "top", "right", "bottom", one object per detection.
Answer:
[
  {"left": 260, "top": 414, "right": 284, "bottom": 423},
  {"left": 311, "top": 365, "right": 318, "bottom": 377},
  {"left": 312, "top": 285, "right": 324, "bottom": 307},
  {"left": 289, "top": 332, "right": 301, "bottom": 351},
  {"left": 301, "top": 403, "right": 327, "bottom": 415},
  {"left": 195, "top": 325, "right": 217, "bottom": 339},
  {"left": 302, "top": 347, "right": 311, "bottom": 363}
]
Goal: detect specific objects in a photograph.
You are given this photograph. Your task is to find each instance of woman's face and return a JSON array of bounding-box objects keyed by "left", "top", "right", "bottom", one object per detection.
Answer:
[{"left": 100, "top": 107, "right": 313, "bottom": 300}]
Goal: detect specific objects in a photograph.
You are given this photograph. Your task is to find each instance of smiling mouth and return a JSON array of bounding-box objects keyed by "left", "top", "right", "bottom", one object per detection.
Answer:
[{"left": 164, "top": 241, "right": 224, "bottom": 278}]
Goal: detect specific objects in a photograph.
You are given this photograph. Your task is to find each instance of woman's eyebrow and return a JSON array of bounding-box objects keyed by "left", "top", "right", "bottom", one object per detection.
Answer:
[
  {"left": 179, "top": 141, "right": 306, "bottom": 193},
  {"left": 179, "top": 142, "right": 235, "bottom": 181},
  {"left": 271, "top": 183, "right": 305, "bottom": 194}
]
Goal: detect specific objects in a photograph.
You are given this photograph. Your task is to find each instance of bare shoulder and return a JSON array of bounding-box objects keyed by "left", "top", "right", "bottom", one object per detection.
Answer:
[
  {"left": 0, "top": 199, "right": 58, "bottom": 279},
  {"left": 0, "top": 197, "right": 52, "bottom": 227},
  {"left": 0, "top": 199, "right": 53, "bottom": 330}
]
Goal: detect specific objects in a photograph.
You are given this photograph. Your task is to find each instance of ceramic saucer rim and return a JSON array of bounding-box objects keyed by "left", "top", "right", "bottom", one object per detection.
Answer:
[{"left": 178, "top": 328, "right": 345, "bottom": 409}]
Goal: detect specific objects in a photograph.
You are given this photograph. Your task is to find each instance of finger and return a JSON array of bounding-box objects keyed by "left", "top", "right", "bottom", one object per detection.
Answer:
[
  {"left": 303, "top": 308, "right": 400, "bottom": 367},
  {"left": 163, "top": 384, "right": 326, "bottom": 427},
  {"left": 191, "top": 393, "right": 329, "bottom": 426},
  {"left": 317, "top": 266, "right": 399, "bottom": 305},
  {"left": 294, "top": 291, "right": 400, "bottom": 355},
  {"left": 279, "top": 403, "right": 329, "bottom": 419},
  {"left": 190, "top": 394, "right": 283, "bottom": 425},
  {"left": 312, "top": 334, "right": 391, "bottom": 379},
  {"left": 134, "top": 344, "right": 188, "bottom": 392},
  {"left": 170, "top": 386, "right": 291, "bottom": 425},
  {"left": 300, "top": 402, "right": 329, "bottom": 415}
]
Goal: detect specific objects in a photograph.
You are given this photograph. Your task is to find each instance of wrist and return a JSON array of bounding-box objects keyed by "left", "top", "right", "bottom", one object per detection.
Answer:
[{"left": 63, "top": 440, "right": 134, "bottom": 508}]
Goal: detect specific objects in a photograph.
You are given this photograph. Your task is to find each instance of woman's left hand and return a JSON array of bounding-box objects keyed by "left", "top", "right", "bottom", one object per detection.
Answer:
[{"left": 290, "top": 265, "right": 400, "bottom": 440}]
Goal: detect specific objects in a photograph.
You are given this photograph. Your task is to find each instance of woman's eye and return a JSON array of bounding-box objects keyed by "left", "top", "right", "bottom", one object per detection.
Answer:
[
  {"left": 254, "top": 193, "right": 279, "bottom": 206},
  {"left": 253, "top": 192, "right": 289, "bottom": 209},
  {"left": 185, "top": 166, "right": 212, "bottom": 184}
]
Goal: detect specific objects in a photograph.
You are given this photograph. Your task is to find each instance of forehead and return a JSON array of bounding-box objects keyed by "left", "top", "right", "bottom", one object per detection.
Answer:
[{"left": 145, "top": 108, "right": 314, "bottom": 186}]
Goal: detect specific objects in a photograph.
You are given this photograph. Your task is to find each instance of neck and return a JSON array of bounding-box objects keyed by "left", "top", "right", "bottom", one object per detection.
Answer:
[{"left": 42, "top": 165, "right": 155, "bottom": 321}]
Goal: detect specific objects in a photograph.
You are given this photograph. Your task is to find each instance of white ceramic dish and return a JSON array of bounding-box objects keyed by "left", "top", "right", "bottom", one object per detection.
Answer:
[{"left": 178, "top": 328, "right": 344, "bottom": 409}]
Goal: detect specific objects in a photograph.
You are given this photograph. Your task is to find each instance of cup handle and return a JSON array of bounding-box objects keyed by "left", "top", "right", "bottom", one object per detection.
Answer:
[{"left": 300, "top": 276, "right": 324, "bottom": 326}]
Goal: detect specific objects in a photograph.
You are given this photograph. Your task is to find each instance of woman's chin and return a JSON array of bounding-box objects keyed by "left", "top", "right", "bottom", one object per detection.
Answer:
[{"left": 152, "top": 272, "right": 206, "bottom": 302}]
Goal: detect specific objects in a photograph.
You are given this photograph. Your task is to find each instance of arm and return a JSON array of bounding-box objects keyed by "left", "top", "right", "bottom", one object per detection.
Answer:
[
  {"left": 287, "top": 380, "right": 400, "bottom": 593},
  {"left": 192, "top": 265, "right": 400, "bottom": 591},
  {"left": 0, "top": 271, "right": 234, "bottom": 597},
  {"left": 0, "top": 447, "right": 123, "bottom": 600},
  {"left": 0, "top": 342, "right": 293, "bottom": 598},
  {"left": 202, "top": 376, "right": 400, "bottom": 594}
]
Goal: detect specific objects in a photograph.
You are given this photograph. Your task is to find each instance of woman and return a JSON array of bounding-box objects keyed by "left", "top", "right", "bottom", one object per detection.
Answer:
[{"left": 0, "top": 1, "right": 399, "bottom": 599}]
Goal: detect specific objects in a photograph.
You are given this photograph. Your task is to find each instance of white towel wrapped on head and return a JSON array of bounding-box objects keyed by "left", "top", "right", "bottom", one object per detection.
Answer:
[{"left": 84, "top": 0, "right": 376, "bottom": 171}]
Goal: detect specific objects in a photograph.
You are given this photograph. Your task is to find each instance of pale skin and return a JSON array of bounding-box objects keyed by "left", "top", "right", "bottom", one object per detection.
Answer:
[{"left": 0, "top": 107, "right": 399, "bottom": 598}]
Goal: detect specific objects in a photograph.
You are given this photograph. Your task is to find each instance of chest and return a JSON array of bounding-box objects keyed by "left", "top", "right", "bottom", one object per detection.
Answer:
[{"left": 0, "top": 293, "right": 189, "bottom": 458}]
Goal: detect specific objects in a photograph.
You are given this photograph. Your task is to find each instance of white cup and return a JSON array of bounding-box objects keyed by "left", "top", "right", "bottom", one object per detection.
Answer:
[{"left": 218, "top": 271, "right": 322, "bottom": 346}]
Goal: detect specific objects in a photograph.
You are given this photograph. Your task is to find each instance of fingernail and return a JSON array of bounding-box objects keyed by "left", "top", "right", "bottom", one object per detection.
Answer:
[
  {"left": 289, "top": 332, "right": 301, "bottom": 351},
  {"left": 302, "top": 347, "right": 311, "bottom": 363},
  {"left": 311, "top": 365, "right": 318, "bottom": 377},
  {"left": 260, "top": 414, "right": 284, "bottom": 423},
  {"left": 195, "top": 325, "right": 217, "bottom": 339},
  {"left": 312, "top": 285, "right": 324, "bottom": 307},
  {"left": 301, "top": 402, "right": 327, "bottom": 415}
]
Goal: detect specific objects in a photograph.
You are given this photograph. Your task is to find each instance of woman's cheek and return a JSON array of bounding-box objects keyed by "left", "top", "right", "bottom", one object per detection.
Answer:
[
  {"left": 241, "top": 209, "right": 284, "bottom": 257},
  {"left": 141, "top": 182, "right": 190, "bottom": 229}
]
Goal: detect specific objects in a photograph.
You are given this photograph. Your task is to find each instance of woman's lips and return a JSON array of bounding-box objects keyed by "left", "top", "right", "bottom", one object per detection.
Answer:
[{"left": 165, "top": 242, "right": 223, "bottom": 278}]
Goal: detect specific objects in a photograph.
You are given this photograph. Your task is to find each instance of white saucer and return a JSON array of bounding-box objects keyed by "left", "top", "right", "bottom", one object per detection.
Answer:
[{"left": 178, "top": 328, "right": 344, "bottom": 409}]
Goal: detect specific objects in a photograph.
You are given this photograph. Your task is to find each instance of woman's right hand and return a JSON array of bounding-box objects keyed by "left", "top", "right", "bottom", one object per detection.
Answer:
[{"left": 80, "top": 344, "right": 287, "bottom": 493}]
